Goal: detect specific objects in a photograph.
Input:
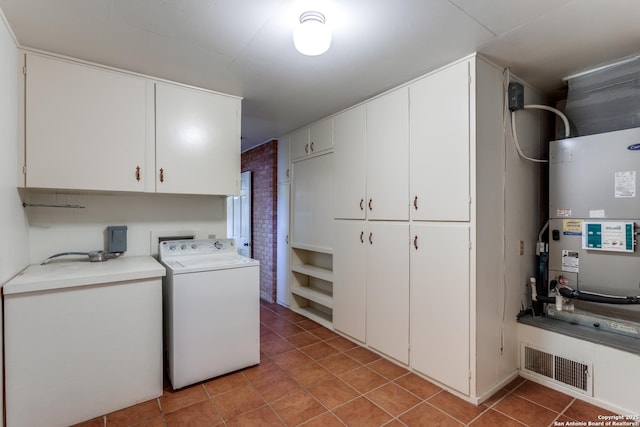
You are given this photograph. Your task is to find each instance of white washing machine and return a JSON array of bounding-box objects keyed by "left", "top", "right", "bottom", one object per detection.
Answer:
[{"left": 159, "top": 238, "right": 260, "bottom": 389}]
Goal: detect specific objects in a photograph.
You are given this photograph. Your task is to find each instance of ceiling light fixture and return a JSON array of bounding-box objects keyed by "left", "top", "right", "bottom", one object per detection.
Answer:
[{"left": 293, "top": 11, "right": 332, "bottom": 56}]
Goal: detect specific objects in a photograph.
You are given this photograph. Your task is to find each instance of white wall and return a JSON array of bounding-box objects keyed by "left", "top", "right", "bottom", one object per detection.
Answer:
[
  {"left": 25, "top": 191, "right": 227, "bottom": 263},
  {"left": 474, "top": 59, "right": 550, "bottom": 398},
  {"left": 0, "top": 5, "right": 28, "bottom": 282},
  {"left": 0, "top": 7, "right": 28, "bottom": 427}
]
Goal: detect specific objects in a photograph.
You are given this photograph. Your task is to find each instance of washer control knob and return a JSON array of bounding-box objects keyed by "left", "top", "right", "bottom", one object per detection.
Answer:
[
  {"left": 169, "top": 244, "right": 176, "bottom": 251},
  {"left": 191, "top": 243, "right": 198, "bottom": 249},
  {"left": 180, "top": 243, "right": 187, "bottom": 250}
]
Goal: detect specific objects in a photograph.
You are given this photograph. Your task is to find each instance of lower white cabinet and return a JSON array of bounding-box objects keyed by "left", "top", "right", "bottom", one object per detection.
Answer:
[
  {"left": 367, "top": 222, "right": 410, "bottom": 364},
  {"left": 410, "top": 222, "right": 471, "bottom": 395},
  {"left": 3, "top": 257, "right": 164, "bottom": 427},
  {"left": 334, "top": 221, "right": 410, "bottom": 363},
  {"left": 276, "top": 181, "right": 290, "bottom": 306},
  {"left": 333, "top": 220, "right": 367, "bottom": 342}
]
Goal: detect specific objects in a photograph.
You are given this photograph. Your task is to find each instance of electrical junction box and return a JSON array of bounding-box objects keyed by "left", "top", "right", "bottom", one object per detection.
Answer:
[
  {"left": 107, "top": 225, "right": 128, "bottom": 253},
  {"left": 508, "top": 82, "right": 524, "bottom": 111}
]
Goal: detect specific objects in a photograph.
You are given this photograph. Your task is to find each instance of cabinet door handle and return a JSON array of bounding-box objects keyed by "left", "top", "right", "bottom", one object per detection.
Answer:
[
  {"left": 369, "top": 232, "right": 373, "bottom": 245},
  {"left": 286, "top": 235, "right": 289, "bottom": 244},
  {"left": 414, "top": 195, "right": 418, "bottom": 210},
  {"left": 286, "top": 168, "right": 290, "bottom": 178},
  {"left": 360, "top": 198, "right": 364, "bottom": 211},
  {"left": 368, "top": 198, "right": 373, "bottom": 211},
  {"left": 360, "top": 231, "right": 364, "bottom": 243},
  {"left": 159, "top": 168, "right": 165, "bottom": 183},
  {"left": 135, "top": 166, "right": 141, "bottom": 182},
  {"left": 305, "top": 143, "right": 309, "bottom": 154},
  {"left": 310, "top": 141, "right": 314, "bottom": 152},
  {"left": 413, "top": 235, "right": 419, "bottom": 250}
]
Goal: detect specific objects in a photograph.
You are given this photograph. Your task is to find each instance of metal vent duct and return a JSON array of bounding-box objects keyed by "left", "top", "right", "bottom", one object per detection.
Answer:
[{"left": 564, "top": 55, "right": 640, "bottom": 137}]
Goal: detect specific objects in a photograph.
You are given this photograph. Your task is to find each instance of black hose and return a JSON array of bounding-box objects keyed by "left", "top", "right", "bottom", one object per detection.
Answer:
[{"left": 558, "top": 286, "right": 640, "bottom": 304}]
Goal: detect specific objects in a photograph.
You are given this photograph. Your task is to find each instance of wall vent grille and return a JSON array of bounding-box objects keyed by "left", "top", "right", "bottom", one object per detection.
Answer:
[{"left": 521, "top": 343, "right": 592, "bottom": 395}]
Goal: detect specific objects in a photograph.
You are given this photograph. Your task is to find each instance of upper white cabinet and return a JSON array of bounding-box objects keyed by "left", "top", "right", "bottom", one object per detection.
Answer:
[
  {"left": 155, "top": 83, "right": 240, "bottom": 195},
  {"left": 290, "top": 128, "right": 310, "bottom": 162},
  {"left": 333, "top": 105, "right": 367, "bottom": 220},
  {"left": 24, "top": 53, "right": 149, "bottom": 192},
  {"left": 366, "top": 87, "right": 409, "bottom": 221},
  {"left": 410, "top": 61, "right": 471, "bottom": 221},
  {"left": 278, "top": 136, "right": 291, "bottom": 183},
  {"left": 21, "top": 53, "right": 241, "bottom": 195},
  {"left": 291, "top": 118, "right": 333, "bottom": 161},
  {"left": 310, "top": 118, "right": 333, "bottom": 154}
]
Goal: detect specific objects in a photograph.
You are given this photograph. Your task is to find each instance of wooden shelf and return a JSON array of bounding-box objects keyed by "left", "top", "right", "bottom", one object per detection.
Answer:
[
  {"left": 289, "top": 306, "right": 333, "bottom": 329},
  {"left": 291, "top": 243, "right": 333, "bottom": 255},
  {"left": 291, "top": 264, "right": 333, "bottom": 282},
  {"left": 290, "top": 286, "right": 333, "bottom": 308},
  {"left": 288, "top": 247, "right": 333, "bottom": 327}
]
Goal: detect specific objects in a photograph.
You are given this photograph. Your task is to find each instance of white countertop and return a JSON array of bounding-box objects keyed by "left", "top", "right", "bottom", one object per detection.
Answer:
[{"left": 3, "top": 256, "right": 166, "bottom": 295}]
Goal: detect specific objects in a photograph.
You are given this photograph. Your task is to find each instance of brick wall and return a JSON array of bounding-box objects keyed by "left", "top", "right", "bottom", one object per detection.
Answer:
[{"left": 241, "top": 140, "right": 278, "bottom": 302}]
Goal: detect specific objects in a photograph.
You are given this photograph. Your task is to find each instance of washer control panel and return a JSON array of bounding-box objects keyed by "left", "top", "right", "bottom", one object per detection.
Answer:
[{"left": 159, "top": 239, "right": 236, "bottom": 259}]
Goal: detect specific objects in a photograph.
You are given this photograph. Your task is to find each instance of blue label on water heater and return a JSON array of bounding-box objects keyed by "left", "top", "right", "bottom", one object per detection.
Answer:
[{"left": 627, "top": 143, "right": 640, "bottom": 151}]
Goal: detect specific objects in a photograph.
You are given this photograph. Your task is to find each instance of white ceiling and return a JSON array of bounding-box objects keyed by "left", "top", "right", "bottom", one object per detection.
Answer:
[{"left": 1, "top": 0, "right": 639, "bottom": 151}]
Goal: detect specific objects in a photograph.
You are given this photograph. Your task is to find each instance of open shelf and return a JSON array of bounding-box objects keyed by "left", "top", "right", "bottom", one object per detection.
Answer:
[
  {"left": 289, "top": 304, "right": 333, "bottom": 329},
  {"left": 290, "top": 285, "right": 333, "bottom": 308},
  {"left": 289, "top": 246, "right": 333, "bottom": 327},
  {"left": 290, "top": 264, "right": 333, "bottom": 282}
]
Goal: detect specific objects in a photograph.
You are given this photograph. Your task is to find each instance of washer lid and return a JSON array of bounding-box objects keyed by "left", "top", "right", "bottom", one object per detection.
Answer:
[{"left": 162, "top": 254, "right": 259, "bottom": 274}]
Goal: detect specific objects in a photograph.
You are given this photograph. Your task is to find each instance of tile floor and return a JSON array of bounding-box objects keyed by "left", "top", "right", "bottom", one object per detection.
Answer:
[{"left": 76, "top": 300, "right": 620, "bottom": 427}]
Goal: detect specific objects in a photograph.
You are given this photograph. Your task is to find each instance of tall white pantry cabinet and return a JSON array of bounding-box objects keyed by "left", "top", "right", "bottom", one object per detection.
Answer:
[{"left": 330, "top": 54, "right": 540, "bottom": 403}]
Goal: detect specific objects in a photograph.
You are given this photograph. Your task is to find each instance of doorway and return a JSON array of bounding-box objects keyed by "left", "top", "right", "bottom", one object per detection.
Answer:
[{"left": 227, "top": 171, "right": 252, "bottom": 257}]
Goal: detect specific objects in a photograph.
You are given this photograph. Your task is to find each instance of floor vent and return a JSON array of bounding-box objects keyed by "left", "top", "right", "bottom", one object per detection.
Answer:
[{"left": 521, "top": 343, "right": 592, "bottom": 395}]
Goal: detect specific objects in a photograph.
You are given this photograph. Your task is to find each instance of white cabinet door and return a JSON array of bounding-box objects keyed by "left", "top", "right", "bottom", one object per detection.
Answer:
[
  {"left": 334, "top": 105, "right": 367, "bottom": 220},
  {"left": 290, "top": 128, "right": 310, "bottom": 161},
  {"left": 410, "top": 222, "right": 470, "bottom": 395},
  {"left": 309, "top": 118, "right": 333, "bottom": 155},
  {"left": 276, "top": 182, "right": 290, "bottom": 306},
  {"left": 366, "top": 87, "right": 409, "bottom": 220},
  {"left": 291, "top": 119, "right": 333, "bottom": 162},
  {"left": 25, "top": 54, "right": 148, "bottom": 192},
  {"left": 333, "top": 220, "right": 366, "bottom": 342},
  {"left": 155, "top": 83, "right": 240, "bottom": 195},
  {"left": 278, "top": 136, "right": 290, "bottom": 183},
  {"left": 366, "top": 221, "right": 409, "bottom": 364},
  {"left": 410, "top": 60, "right": 470, "bottom": 221},
  {"left": 290, "top": 153, "right": 334, "bottom": 252}
]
